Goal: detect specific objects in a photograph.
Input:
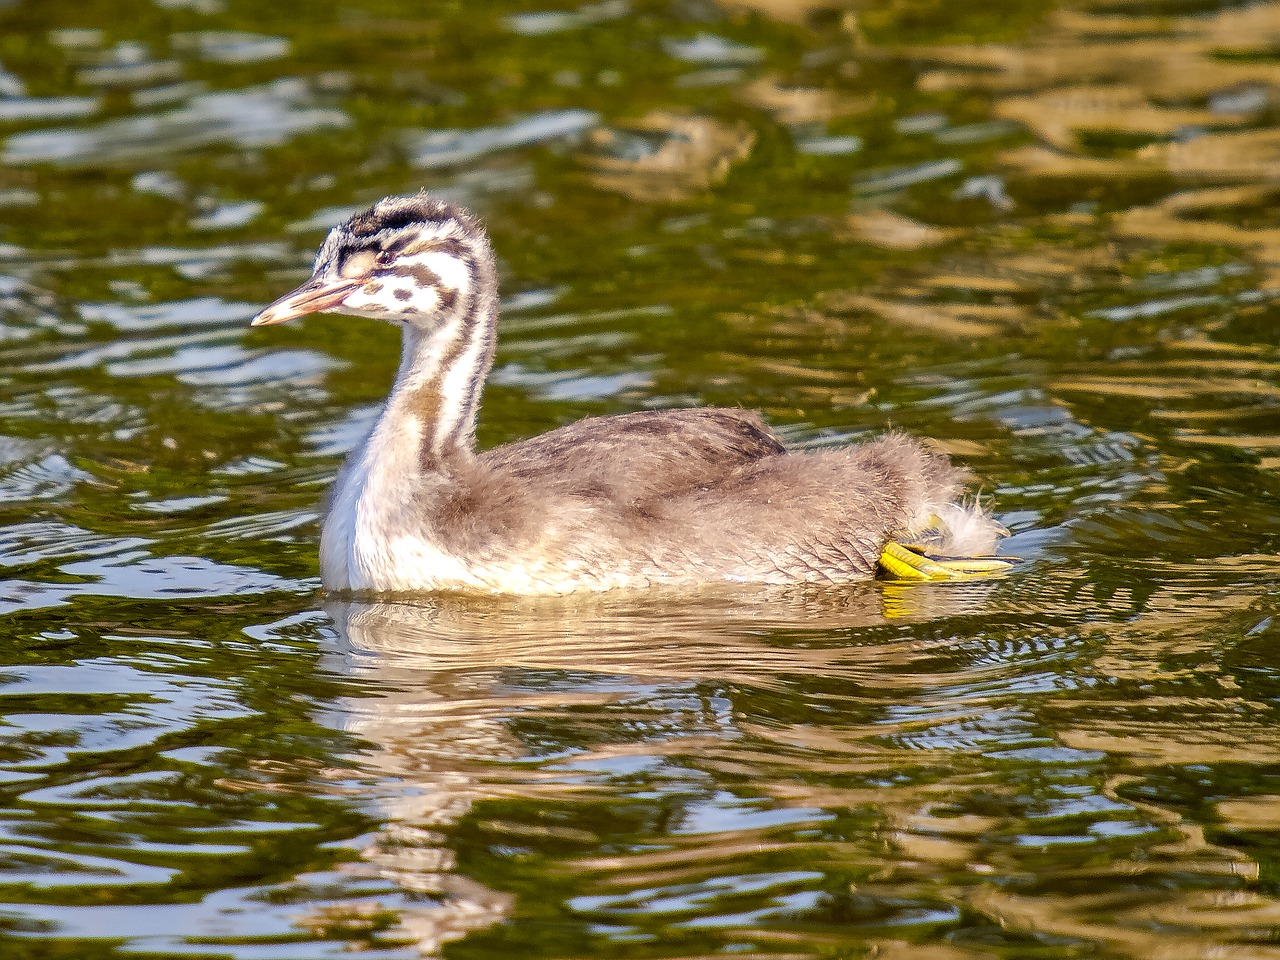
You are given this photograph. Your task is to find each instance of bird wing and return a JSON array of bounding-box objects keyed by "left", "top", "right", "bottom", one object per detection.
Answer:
[{"left": 480, "top": 408, "right": 786, "bottom": 502}]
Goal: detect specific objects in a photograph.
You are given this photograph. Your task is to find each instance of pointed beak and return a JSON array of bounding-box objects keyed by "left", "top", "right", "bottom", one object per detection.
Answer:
[{"left": 250, "top": 277, "right": 362, "bottom": 327}]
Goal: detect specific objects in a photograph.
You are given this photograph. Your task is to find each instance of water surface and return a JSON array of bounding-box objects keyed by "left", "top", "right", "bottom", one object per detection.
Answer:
[{"left": 1, "top": 0, "right": 1279, "bottom": 956}]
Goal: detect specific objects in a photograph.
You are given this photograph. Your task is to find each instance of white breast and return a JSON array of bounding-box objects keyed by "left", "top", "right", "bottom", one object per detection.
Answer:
[{"left": 325, "top": 478, "right": 654, "bottom": 594}]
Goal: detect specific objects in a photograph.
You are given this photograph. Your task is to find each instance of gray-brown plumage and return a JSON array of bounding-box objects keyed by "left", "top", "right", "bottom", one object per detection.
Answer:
[{"left": 251, "top": 193, "right": 1003, "bottom": 594}]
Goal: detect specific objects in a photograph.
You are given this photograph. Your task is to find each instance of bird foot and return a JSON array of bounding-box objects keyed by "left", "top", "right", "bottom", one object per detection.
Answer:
[{"left": 878, "top": 540, "right": 1018, "bottom": 581}]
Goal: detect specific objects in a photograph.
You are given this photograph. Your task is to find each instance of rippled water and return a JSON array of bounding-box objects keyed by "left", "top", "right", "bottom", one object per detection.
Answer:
[{"left": 1, "top": 0, "right": 1279, "bottom": 956}]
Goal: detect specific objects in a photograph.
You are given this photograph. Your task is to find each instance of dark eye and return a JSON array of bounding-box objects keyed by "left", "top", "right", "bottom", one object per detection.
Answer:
[{"left": 376, "top": 249, "right": 396, "bottom": 267}]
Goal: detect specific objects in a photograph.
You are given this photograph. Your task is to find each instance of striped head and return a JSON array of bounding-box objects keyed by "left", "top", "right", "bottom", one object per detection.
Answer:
[{"left": 251, "top": 194, "right": 495, "bottom": 329}]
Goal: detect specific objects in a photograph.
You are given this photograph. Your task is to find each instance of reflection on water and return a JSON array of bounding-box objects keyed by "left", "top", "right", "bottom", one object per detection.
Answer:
[
  {"left": 0, "top": 0, "right": 1279, "bottom": 955},
  {"left": 321, "top": 581, "right": 1280, "bottom": 957}
]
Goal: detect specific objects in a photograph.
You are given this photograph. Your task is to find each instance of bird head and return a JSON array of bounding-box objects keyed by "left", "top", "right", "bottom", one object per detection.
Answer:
[{"left": 251, "top": 193, "right": 491, "bottom": 330}]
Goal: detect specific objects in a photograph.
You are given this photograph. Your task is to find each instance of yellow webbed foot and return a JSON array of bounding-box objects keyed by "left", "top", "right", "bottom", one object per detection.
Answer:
[{"left": 878, "top": 540, "right": 1018, "bottom": 581}]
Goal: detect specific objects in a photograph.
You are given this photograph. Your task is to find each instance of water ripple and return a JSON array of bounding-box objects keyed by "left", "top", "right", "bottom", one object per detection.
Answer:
[
  {"left": 3, "top": 80, "right": 349, "bottom": 167},
  {"left": 1, "top": 0, "right": 1279, "bottom": 956}
]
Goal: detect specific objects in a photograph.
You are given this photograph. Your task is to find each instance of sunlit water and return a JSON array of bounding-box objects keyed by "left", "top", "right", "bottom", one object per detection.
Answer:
[{"left": 1, "top": 0, "right": 1279, "bottom": 956}]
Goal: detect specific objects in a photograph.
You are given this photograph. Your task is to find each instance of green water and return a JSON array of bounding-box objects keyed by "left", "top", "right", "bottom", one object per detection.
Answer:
[{"left": 1, "top": 0, "right": 1279, "bottom": 956}]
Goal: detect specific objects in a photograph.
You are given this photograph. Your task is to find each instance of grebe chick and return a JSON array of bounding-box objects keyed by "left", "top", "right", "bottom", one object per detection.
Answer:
[{"left": 252, "top": 193, "right": 1011, "bottom": 594}]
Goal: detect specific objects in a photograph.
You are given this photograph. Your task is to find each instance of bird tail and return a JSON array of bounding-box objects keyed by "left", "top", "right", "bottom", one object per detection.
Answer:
[
  {"left": 896, "top": 499, "right": 1009, "bottom": 560},
  {"left": 879, "top": 501, "right": 1014, "bottom": 581}
]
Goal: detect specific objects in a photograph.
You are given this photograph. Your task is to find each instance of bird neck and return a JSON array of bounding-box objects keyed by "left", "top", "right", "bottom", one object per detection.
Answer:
[{"left": 383, "top": 262, "right": 498, "bottom": 468}]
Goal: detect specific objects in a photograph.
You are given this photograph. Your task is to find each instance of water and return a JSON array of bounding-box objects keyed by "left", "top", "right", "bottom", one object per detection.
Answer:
[{"left": 1, "top": 0, "right": 1278, "bottom": 956}]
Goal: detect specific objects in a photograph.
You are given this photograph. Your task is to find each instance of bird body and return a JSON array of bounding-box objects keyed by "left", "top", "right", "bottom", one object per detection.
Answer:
[{"left": 253, "top": 194, "right": 1006, "bottom": 595}]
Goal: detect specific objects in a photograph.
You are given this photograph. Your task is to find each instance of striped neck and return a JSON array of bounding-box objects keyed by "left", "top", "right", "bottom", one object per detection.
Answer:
[{"left": 385, "top": 253, "right": 498, "bottom": 465}]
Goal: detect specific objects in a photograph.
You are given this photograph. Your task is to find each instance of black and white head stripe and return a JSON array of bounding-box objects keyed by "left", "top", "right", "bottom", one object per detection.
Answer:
[
  {"left": 312, "top": 193, "right": 495, "bottom": 326},
  {"left": 342, "top": 194, "right": 482, "bottom": 241}
]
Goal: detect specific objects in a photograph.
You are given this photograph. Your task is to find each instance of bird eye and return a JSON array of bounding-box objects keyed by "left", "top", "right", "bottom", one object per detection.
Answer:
[{"left": 375, "top": 249, "right": 396, "bottom": 267}]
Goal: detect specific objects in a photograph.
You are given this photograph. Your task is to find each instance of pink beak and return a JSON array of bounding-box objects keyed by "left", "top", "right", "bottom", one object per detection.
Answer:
[{"left": 250, "top": 277, "right": 362, "bottom": 326}]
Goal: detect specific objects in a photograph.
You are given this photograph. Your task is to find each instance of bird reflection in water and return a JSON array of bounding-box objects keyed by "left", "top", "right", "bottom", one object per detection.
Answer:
[
  {"left": 313, "top": 581, "right": 999, "bottom": 952},
  {"left": 310, "top": 576, "right": 1278, "bottom": 958}
]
